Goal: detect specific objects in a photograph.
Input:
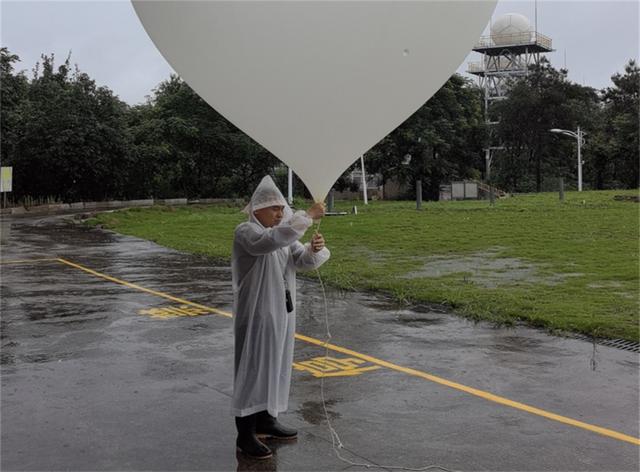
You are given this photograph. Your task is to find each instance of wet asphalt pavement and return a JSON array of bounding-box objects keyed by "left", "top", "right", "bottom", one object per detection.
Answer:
[{"left": 1, "top": 213, "right": 638, "bottom": 472}]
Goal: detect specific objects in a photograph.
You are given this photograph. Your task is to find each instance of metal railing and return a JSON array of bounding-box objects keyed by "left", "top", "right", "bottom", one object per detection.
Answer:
[
  {"left": 467, "top": 60, "right": 529, "bottom": 74},
  {"left": 474, "top": 31, "right": 552, "bottom": 50}
]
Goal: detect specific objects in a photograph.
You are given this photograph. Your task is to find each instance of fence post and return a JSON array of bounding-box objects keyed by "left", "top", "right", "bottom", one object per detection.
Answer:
[{"left": 328, "top": 189, "right": 335, "bottom": 213}]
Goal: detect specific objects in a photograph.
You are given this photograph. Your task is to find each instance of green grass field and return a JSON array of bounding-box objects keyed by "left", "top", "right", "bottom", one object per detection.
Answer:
[{"left": 89, "top": 189, "right": 639, "bottom": 341}]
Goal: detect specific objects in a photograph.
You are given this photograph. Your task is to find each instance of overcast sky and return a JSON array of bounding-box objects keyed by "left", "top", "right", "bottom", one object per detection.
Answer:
[{"left": 2, "top": 1, "right": 638, "bottom": 105}]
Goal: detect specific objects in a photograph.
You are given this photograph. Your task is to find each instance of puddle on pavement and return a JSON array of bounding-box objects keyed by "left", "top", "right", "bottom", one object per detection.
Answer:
[
  {"left": 22, "top": 353, "right": 53, "bottom": 363},
  {"left": 490, "top": 336, "right": 544, "bottom": 353},
  {"left": 1, "top": 353, "right": 15, "bottom": 365},
  {"left": 184, "top": 323, "right": 209, "bottom": 331},
  {"left": 376, "top": 315, "right": 445, "bottom": 327},
  {"left": 41, "top": 315, "right": 110, "bottom": 326},
  {"left": 364, "top": 297, "right": 446, "bottom": 314},
  {"left": 296, "top": 400, "right": 340, "bottom": 425},
  {"left": 24, "top": 303, "right": 109, "bottom": 323},
  {"left": 7, "top": 216, "right": 118, "bottom": 248},
  {"left": 0, "top": 320, "right": 8, "bottom": 340},
  {"left": 236, "top": 441, "right": 298, "bottom": 472},
  {"left": 0, "top": 221, "right": 12, "bottom": 243},
  {"left": 142, "top": 355, "right": 209, "bottom": 380}
]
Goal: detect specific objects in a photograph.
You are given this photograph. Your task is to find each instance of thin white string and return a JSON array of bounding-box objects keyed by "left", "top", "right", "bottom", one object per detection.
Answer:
[{"left": 312, "top": 220, "right": 454, "bottom": 472}]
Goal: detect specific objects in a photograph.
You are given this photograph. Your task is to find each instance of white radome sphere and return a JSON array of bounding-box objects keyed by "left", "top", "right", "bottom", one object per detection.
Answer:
[{"left": 490, "top": 13, "right": 531, "bottom": 46}]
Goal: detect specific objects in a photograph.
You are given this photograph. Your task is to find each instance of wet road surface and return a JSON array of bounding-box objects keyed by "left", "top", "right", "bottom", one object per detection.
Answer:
[{"left": 1, "top": 214, "right": 638, "bottom": 471}]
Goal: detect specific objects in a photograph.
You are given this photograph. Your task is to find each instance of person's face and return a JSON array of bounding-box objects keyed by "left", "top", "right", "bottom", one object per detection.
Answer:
[{"left": 254, "top": 205, "right": 285, "bottom": 228}]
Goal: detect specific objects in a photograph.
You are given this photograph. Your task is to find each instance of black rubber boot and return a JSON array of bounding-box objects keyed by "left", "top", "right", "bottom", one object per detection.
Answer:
[
  {"left": 235, "top": 414, "right": 273, "bottom": 459},
  {"left": 255, "top": 411, "right": 298, "bottom": 440}
]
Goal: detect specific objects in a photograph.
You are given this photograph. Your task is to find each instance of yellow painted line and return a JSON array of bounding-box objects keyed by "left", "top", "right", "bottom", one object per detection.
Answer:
[
  {"left": 1, "top": 258, "right": 60, "bottom": 264},
  {"left": 55, "top": 257, "right": 230, "bottom": 318},
  {"left": 318, "top": 366, "right": 381, "bottom": 378},
  {"left": 55, "top": 257, "right": 640, "bottom": 447},
  {"left": 295, "top": 333, "right": 640, "bottom": 446}
]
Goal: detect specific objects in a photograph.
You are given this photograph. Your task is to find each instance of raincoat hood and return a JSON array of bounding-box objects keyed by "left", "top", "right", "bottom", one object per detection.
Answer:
[{"left": 242, "top": 175, "right": 293, "bottom": 226}]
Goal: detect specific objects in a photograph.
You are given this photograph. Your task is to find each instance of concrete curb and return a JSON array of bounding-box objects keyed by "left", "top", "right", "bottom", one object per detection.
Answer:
[
  {"left": 156, "top": 198, "right": 188, "bottom": 206},
  {"left": 1, "top": 198, "right": 243, "bottom": 218}
]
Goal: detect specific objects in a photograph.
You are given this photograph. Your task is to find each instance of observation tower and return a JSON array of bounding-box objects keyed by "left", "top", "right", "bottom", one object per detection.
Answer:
[{"left": 467, "top": 13, "right": 553, "bottom": 180}]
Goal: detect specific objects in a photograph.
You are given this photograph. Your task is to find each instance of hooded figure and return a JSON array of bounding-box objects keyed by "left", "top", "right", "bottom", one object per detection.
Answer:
[{"left": 231, "top": 175, "right": 329, "bottom": 459}]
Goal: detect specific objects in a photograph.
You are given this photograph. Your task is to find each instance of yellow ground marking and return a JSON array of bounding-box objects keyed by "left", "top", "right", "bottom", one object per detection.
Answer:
[
  {"left": 293, "top": 356, "right": 381, "bottom": 378},
  {"left": 139, "top": 304, "right": 214, "bottom": 319},
  {"left": 55, "top": 257, "right": 231, "bottom": 318},
  {"left": 0, "top": 258, "right": 60, "bottom": 264},
  {"left": 52, "top": 257, "right": 639, "bottom": 447},
  {"left": 295, "top": 333, "right": 640, "bottom": 446}
]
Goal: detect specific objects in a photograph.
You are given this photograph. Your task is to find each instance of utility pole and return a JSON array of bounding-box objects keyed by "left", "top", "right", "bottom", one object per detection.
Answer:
[
  {"left": 577, "top": 126, "right": 583, "bottom": 192},
  {"left": 360, "top": 155, "right": 368, "bottom": 205}
]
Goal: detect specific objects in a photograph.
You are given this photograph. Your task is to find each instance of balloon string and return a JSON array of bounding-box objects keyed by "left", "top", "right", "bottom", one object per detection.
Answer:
[{"left": 312, "top": 227, "right": 453, "bottom": 472}]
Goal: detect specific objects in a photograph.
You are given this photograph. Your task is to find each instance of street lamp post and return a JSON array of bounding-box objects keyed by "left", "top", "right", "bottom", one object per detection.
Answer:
[{"left": 550, "top": 127, "right": 586, "bottom": 191}]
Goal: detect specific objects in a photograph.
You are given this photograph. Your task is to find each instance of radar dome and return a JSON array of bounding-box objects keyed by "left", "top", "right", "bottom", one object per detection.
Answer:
[{"left": 490, "top": 13, "right": 531, "bottom": 46}]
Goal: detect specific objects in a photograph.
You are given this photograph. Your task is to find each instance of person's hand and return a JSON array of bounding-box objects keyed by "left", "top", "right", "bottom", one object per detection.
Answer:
[
  {"left": 307, "top": 202, "right": 326, "bottom": 220},
  {"left": 311, "top": 233, "right": 325, "bottom": 253}
]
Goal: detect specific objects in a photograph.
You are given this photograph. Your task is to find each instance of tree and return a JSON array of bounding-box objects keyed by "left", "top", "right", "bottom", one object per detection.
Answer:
[
  {"left": 600, "top": 60, "right": 639, "bottom": 188},
  {"left": 366, "top": 74, "right": 486, "bottom": 200},
  {"left": 1, "top": 48, "right": 29, "bottom": 172},
  {"left": 493, "top": 58, "right": 600, "bottom": 192},
  {"left": 5, "top": 48, "right": 633, "bottom": 204},
  {"left": 5, "top": 51, "right": 131, "bottom": 201},
  {"left": 135, "top": 75, "right": 280, "bottom": 199}
]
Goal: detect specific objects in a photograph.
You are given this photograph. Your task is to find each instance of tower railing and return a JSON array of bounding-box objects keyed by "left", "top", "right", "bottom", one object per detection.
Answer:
[
  {"left": 467, "top": 61, "right": 529, "bottom": 74},
  {"left": 474, "top": 32, "right": 552, "bottom": 50}
]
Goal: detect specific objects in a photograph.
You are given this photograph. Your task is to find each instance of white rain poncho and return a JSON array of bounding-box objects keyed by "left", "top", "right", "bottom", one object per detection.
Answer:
[{"left": 231, "top": 176, "right": 330, "bottom": 417}]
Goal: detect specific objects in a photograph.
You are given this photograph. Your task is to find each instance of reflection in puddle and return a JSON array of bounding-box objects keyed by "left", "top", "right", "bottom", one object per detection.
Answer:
[
  {"left": 236, "top": 451, "right": 277, "bottom": 472},
  {"left": 235, "top": 437, "right": 298, "bottom": 472}
]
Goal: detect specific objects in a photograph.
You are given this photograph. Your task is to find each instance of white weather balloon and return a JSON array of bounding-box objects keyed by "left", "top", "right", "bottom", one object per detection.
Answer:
[{"left": 132, "top": 1, "right": 497, "bottom": 202}]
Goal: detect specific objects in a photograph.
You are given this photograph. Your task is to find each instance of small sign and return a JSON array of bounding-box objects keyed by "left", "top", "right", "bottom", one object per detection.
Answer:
[
  {"left": 0, "top": 167, "right": 12, "bottom": 193},
  {"left": 293, "top": 356, "right": 380, "bottom": 378}
]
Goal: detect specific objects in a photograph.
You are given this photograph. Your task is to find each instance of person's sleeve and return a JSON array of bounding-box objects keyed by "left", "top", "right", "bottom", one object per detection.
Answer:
[
  {"left": 290, "top": 240, "right": 331, "bottom": 271},
  {"left": 236, "top": 211, "right": 312, "bottom": 256}
]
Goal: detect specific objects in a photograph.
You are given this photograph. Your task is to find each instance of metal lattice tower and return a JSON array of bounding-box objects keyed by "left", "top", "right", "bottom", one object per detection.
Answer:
[{"left": 467, "top": 14, "right": 553, "bottom": 181}]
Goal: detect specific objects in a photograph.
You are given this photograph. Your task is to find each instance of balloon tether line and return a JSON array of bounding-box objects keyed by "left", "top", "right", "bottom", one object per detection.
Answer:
[{"left": 311, "top": 220, "right": 453, "bottom": 472}]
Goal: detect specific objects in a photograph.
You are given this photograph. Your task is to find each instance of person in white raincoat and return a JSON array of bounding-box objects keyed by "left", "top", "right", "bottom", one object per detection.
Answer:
[{"left": 232, "top": 175, "right": 330, "bottom": 459}]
